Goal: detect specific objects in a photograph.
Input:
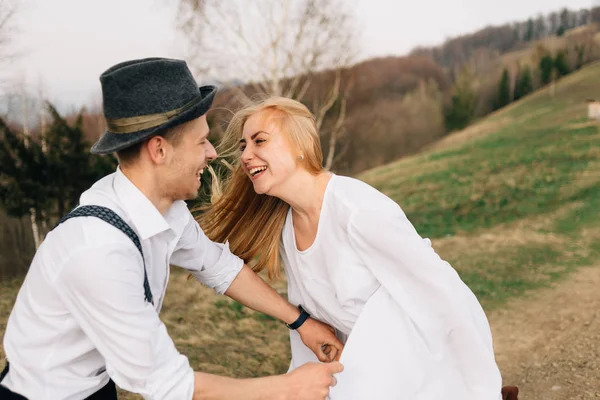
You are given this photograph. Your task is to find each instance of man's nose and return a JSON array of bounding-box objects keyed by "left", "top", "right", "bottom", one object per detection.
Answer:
[{"left": 205, "top": 141, "right": 217, "bottom": 161}]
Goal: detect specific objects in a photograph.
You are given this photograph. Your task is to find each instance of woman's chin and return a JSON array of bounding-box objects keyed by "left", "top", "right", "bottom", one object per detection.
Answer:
[{"left": 251, "top": 181, "right": 271, "bottom": 195}]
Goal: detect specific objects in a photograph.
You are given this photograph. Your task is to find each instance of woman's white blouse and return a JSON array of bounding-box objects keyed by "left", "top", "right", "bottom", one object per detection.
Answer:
[{"left": 280, "top": 174, "right": 502, "bottom": 399}]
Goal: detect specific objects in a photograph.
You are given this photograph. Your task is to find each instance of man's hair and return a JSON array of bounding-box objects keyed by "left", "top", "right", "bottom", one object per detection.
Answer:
[{"left": 116, "top": 124, "right": 187, "bottom": 167}]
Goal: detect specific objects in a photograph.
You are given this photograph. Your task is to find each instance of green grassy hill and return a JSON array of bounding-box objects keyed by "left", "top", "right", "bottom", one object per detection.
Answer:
[
  {"left": 360, "top": 61, "right": 600, "bottom": 309},
  {"left": 2, "top": 62, "right": 599, "bottom": 398}
]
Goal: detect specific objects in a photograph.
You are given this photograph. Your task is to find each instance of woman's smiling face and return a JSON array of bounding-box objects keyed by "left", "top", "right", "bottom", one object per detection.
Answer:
[{"left": 239, "top": 110, "right": 301, "bottom": 196}]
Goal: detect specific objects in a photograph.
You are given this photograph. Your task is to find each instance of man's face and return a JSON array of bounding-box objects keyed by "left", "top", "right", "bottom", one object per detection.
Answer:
[{"left": 163, "top": 115, "right": 217, "bottom": 201}]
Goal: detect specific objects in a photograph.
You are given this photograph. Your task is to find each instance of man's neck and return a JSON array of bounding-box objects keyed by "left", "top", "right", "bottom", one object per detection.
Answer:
[{"left": 119, "top": 165, "right": 174, "bottom": 215}]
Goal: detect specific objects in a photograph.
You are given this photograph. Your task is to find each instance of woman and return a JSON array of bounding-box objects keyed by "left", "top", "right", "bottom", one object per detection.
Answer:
[{"left": 198, "top": 97, "right": 506, "bottom": 399}]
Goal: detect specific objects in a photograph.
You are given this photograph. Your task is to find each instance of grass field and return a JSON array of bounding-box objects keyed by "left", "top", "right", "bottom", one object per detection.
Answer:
[
  {"left": 1, "top": 62, "right": 600, "bottom": 398},
  {"left": 360, "top": 61, "right": 600, "bottom": 308}
]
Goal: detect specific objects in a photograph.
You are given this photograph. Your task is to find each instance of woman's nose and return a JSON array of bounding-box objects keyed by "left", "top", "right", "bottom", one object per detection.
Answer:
[{"left": 241, "top": 145, "right": 253, "bottom": 163}]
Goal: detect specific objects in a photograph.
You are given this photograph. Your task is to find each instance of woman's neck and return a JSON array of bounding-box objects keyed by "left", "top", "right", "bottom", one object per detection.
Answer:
[{"left": 276, "top": 170, "right": 332, "bottom": 221}]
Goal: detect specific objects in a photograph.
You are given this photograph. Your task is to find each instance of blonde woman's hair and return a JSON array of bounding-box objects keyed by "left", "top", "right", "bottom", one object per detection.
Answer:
[{"left": 197, "top": 96, "right": 324, "bottom": 280}]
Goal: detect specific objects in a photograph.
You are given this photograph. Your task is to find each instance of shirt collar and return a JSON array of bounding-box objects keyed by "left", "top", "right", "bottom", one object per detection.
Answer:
[{"left": 113, "top": 167, "right": 172, "bottom": 240}]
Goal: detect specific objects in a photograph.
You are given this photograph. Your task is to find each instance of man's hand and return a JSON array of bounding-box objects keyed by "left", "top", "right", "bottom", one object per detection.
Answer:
[
  {"left": 192, "top": 361, "right": 343, "bottom": 400},
  {"left": 283, "top": 361, "right": 344, "bottom": 400},
  {"left": 297, "top": 318, "right": 344, "bottom": 362}
]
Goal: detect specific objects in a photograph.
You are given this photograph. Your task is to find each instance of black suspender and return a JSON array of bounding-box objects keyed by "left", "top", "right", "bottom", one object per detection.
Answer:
[{"left": 53, "top": 205, "right": 154, "bottom": 305}]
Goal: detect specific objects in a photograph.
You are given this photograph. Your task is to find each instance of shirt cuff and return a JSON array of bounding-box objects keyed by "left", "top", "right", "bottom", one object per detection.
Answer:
[{"left": 192, "top": 241, "right": 244, "bottom": 295}]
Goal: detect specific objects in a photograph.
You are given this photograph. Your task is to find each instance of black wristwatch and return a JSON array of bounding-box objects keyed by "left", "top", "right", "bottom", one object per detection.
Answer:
[{"left": 285, "top": 305, "right": 310, "bottom": 330}]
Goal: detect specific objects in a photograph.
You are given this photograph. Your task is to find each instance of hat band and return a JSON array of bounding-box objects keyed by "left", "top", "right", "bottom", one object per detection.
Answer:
[{"left": 105, "top": 95, "right": 204, "bottom": 134}]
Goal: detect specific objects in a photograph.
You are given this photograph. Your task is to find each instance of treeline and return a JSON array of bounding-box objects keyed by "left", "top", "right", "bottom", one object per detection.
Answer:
[
  {"left": 205, "top": 7, "right": 600, "bottom": 175},
  {"left": 0, "top": 104, "right": 116, "bottom": 279},
  {"left": 3, "top": 10, "right": 598, "bottom": 182},
  {"left": 445, "top": 25, "right": 599, "bottom": 132},
  {"left": 207, "top": 55, "right": 452, "bottom": 174},
  {"left": 411, "top": 7, "right": 594, "bottom": 70},
  {"left": 2, "top": 7, "right": 600, "bottom": 279}
]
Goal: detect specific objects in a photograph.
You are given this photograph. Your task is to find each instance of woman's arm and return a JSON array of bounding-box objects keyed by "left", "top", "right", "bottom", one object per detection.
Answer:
[{"left": 224, "top": 265, "right": 343, "bottom": 362}]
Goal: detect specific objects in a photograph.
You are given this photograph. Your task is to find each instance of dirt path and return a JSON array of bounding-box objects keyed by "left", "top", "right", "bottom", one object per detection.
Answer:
[{"left": 490, "top": 266, "right": 600, "bottom": 399}]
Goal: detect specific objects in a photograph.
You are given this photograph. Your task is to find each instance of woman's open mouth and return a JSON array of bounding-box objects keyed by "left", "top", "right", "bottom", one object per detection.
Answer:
[{"left": 249, "top": 166, "right": 267, "bottom": 180}]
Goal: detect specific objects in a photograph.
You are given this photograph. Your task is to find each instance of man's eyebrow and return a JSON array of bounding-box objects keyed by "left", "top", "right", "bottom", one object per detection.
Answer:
[{"left": 239, "top": 131, "right": 268, "bottom": 143}]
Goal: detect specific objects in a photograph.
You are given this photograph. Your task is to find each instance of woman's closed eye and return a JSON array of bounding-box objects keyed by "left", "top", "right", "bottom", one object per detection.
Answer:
[{"left": 240, "top": 139, "right": 265, "bottom": 152}]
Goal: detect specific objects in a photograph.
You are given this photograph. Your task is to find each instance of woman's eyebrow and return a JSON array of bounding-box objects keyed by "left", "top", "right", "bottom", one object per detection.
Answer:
[{"left": 239, "top": 131, "right": 269, "bottom": 143}]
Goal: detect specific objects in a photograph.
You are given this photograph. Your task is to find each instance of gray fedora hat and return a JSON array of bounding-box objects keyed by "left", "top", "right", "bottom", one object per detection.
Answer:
[{"left": 90, "top": 57, "right": 216, "bottom": 154}]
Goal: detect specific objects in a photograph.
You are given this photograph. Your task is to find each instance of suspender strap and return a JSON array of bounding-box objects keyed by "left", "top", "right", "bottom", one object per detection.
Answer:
[
  {"left": 0, "top": 361, "right": 8, "bottom": 382},
  {"left": 54, "top": 205, "right": 154, "bottom": 305}
]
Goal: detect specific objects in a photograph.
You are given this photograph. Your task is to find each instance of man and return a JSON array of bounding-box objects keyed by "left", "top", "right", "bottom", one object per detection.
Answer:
[{"left": 0, "top": 57, "right": 343, "bottom": 399}]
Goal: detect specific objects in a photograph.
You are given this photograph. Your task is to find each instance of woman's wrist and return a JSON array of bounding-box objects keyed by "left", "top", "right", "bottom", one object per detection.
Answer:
[{"left": 285, "top": 305, "right": 310, "bottom": 330}]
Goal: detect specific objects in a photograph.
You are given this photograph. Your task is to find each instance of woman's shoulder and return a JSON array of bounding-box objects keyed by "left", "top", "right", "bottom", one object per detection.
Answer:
[{"left": 329, "top": 174, "right": 402, "bottom": 217}]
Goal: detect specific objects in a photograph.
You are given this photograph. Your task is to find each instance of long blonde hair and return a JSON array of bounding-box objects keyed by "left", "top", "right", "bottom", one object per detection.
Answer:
[{"left": 197, "top": 96, "right": 324, "bottom": 280}]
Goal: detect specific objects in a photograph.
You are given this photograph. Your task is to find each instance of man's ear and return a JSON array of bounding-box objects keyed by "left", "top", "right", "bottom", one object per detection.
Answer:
[{"left": 145, "top": 136, "right": 169, "bottom": 164}]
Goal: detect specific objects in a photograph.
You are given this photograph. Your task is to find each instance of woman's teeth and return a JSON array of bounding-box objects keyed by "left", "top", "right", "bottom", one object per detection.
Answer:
[{"left": 250, "top": 166, "right": 267, "bottom": 176}]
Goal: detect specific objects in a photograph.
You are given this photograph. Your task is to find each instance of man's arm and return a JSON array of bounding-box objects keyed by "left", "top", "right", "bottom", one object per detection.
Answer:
[
  {"left": 224, "top": 265, "right": 344, "bottom": 362},
  {"left": 192, "top": 361, "right": 344, "bottom": 400},
  {"left": 57, "top": 239, "right": 343, "bottom": 399},
  {"left": 173, "top": 217, "right": 344, "bottom": 362},
  {"left": 55, "top": 241, "right": 197, "bottom": 398}
]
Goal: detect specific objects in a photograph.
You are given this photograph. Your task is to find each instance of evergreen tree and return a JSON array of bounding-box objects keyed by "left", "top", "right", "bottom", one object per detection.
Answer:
[
  {"left": 554, "top": 51, "right": 570, "bottom": 77},
  {"left": 445, "top": 68, "right": 477, "bottom": 132},
  {"left": 44, "top": 104, "right": 116, "bottom": 217},
  {"left": 514, "top": 65, "right": 533, "bottom": 100},
  {"left": 495, "top": 68, "right": 511, "bottom": 109},
  {"left": 0, "top": 119, "right": 52, "bottom": 221},
  {"left": 539, "top": 55, "right": 554, "bottom": 85},
  {"left": 0, "top": 103, "right": 117, "bottom": 233},
  {"left": 559, "top": 8, "right": 570, "bottom": 31},
  {"left": 575, "top": 44, "right": 585, "bottom": 70},
  {"left": 525, "top": 19, "right": 534, "bottom": 41}
]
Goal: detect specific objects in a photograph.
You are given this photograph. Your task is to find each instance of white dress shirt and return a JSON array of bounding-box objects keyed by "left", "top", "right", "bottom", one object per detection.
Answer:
[
  {"left": 282, "top": 174, "right": 503, "bottom": 399},
  {"left": 1, "top": 168, "right": 244, "bottom": 399}
]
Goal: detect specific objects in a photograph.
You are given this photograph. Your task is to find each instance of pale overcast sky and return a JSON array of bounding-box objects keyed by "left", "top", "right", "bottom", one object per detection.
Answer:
[{"left": 5, "top": 0, "right": 594, "bottom": 111}]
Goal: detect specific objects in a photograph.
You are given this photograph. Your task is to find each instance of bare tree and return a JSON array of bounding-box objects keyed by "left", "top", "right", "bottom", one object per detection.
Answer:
[
  {"left": 175, "top": 0, "right": 359, "bottom": 170},
  {"left": 592, "top": 1, "right": 600, "bottom": 25},
  {"left": 0, "top": 0, "right": 18, "bottom": 81},
  {"left": 20, "top": 84, "right": 43, "bottom": 249}
]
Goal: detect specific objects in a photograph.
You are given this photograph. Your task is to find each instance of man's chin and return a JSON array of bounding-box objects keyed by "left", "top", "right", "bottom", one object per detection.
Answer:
[
  {"left": 187, "top": 191, "right": 200, "bottom": 201},
  {"left": 178, "top": 189, "right": 200, "bottom": 202}
]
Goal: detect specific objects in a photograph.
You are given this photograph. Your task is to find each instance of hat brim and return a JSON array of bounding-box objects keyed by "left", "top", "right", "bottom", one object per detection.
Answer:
[{"left": 90, "top": 85, "right": 216, "bottom": 155}]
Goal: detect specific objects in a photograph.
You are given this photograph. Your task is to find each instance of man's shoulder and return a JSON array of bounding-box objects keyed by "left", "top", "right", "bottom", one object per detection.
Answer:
[
  {"left": 35, "top": 213, "right": 141, "bottom": 283},
  {"left": 46, "top": 216, "right": 133, "bottom": 248},
  {"left": 47, "top": 207, "right": 138, "bottom": 255}
]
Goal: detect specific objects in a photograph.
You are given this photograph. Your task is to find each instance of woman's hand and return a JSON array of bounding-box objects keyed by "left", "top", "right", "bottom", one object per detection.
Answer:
[{"left": 297, "top": 318, "right": 344, "bottom": 362}]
